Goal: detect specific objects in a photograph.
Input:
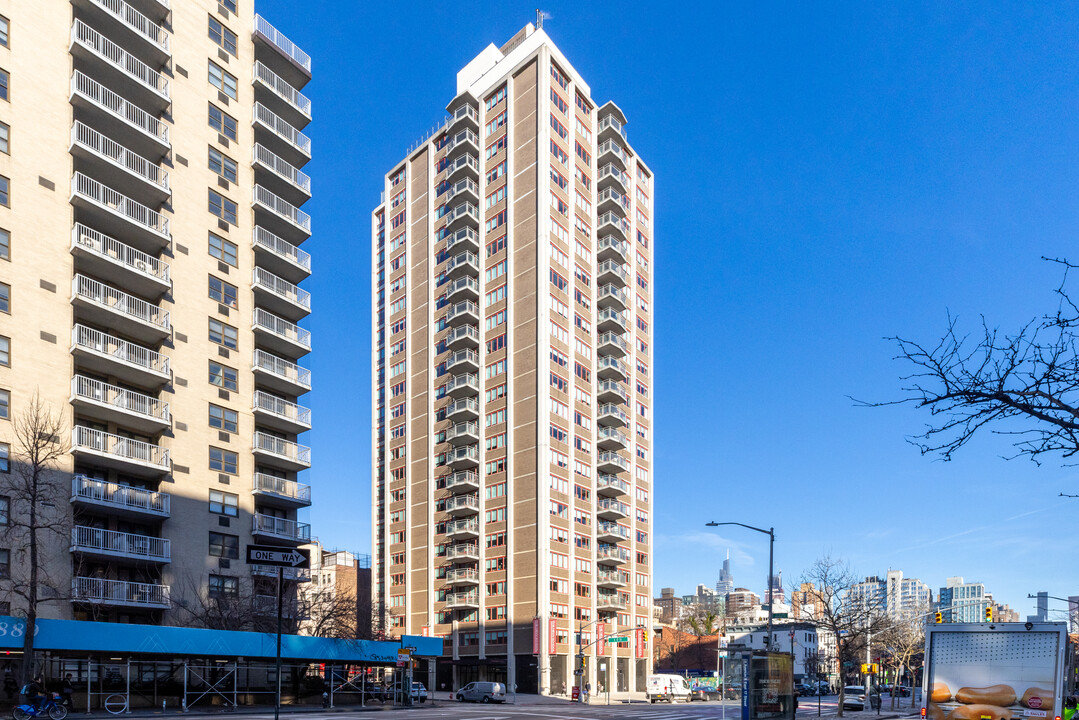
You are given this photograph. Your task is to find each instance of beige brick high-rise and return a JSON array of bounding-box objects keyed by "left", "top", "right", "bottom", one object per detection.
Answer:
[
  {"left": 371, "top": 23, "right": 655, "bottom": 694},
  {"left": 0, "top": 0, "right": 314, "bottom": 622}
]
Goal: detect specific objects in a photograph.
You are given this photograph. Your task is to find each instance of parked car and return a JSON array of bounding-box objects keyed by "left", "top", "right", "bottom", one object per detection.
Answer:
[
  {"left": 690, "top": 685, "right": 721, "bottom": 701},
  {"left": 411, "top": 682, "right": 427, "bottom": 703},
  {"left": 842, "top": 685, "right": 881, "bottom": 710},
  {"left": 646, "top": 674, "right": 692, "bottom": 703},
  {"left": 456, "top": 681, "right": 506, "bottom": 703}
]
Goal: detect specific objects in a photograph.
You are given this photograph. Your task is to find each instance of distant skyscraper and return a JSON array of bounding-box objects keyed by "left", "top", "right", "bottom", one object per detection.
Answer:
[
  {"left": 938, "top": 577, "right": 989, "bottom": 623},
  {"left": 716, "top": 549, "right": 734, "bottom": 595},
  {"left": 1027, "top": 591, "right": 1049, "bottom": 623},
  {"left": 764, "top": 570, "right": 785, "bottom": 605},
  {"left": 849, "top": 571, "right": 931, "bottom": 617}
]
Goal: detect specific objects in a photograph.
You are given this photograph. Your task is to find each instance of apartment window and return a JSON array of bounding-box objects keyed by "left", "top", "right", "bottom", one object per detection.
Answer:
[
  {"left": 0, "top": 336, "right": 7, "bottom": 367},
  {"left": 208, "top": 532, "right": 239, "bottom": 559},
  {"left": 0, "top": 443, "right": 7, "bottom": 472},
  {"left": 0, "top": 229, "right": 8, "bottom": 260},
  {"left": 209, "top": 447, "right": 238, "bottom": 475},
  {"left": 221, "top": 0, "right": 238, "bottom": 11},
  {"left": 0, "top": 390, "right": 8, "bottom": 420},
  {"left": 208, "top": 17, "right": 238, "bottom": 56},
  {"left": 208, "top": 276, "right": 238, "bottom": 309},
  {"left": 209, "top": 489, "right": 239, "bottom": 515},
  {"left": 0, "top": 176, "right": 8, "bottom": 206},
  {"left": 209, "top": 361, "right": 238, "bottom": 391},
  {"left": 209, "top": 104, "right": 238, "bottom": 141},
  {"left": 0, "top": 17, "right": 8, "bottom": 47},
  {"left": 209, "top": 319, "right": 238, "bottom": 350},
  {"left": 208, "top": 404, "right": 238, "bottom": 433},
  {"left": 209, "top": 190, "right": 238, "bottom": 225},
  {"left": 209, "top": 147, "right": 238, "bottom": 183},
  {"left": 0, "top": 123, "right": 8, "bottom": 154},
  {"left": 208, "top": 233, "right": 238, "bottom": 267},
  {"left": 0, "top": 70, "right": 7, "bottom": 101},
  {"left": 208, "top": 574, "right": 238, "bottom": 599},
  {"left": 208, "top": 62, "right": 238, "bottom": 99}
]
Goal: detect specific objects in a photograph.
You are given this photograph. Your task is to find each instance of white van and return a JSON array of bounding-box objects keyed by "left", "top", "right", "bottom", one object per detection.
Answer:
[
  {"left": 455, "top": 681, "right": 506, "bottom": 703},
  {"left": 647, "top": 674, "right": 692, "bottom": 703}
]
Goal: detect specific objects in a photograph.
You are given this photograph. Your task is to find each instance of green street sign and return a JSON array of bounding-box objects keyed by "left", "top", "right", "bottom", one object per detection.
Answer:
[{"left": 606, "top": 636, "right": 630, "bottom": 643}]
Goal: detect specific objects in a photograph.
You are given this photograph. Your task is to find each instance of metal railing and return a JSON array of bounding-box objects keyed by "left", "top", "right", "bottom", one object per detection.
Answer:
[
  {"left": 441, "top": 153, "right": 478, "bottom": 178},
  {"left": 72, "top": 576, "right": 169, "bottom": 607},
  {"left": 72, "top": 526, "right": 170, "bottom": 561},
  {"left": 444, "top": 494, "right": 479, "bottom": 513},
  {"left": 446, "top": 421, "right": 478, "bottom": 441},
  {"left": 253, "top": 390, "right": 311, "bottom": 426},
  {"left": 597, "top": 545, "right": 631, "bottom": 563},
  {"left": 445, "top": 226, "right": 479, "bottom": 252},
  {"left": 446, "top": 591, "right": 479, "bottom": 607},
  {"left": 445, "top": 567, "right": 478, "bottom": 583},
  {"left": 598, "top": 308, "right": 629, "bottom": 331},
  {"left": 253, "top": 431, "right": 311, "bottom": 465},
  {"left": 445, "top": 373, "right": 478, "bottom": 393},
  {"left": 597, "top": 259, "right": 629, "bottom": 283},
  {"left": 446, "top": 445, "right": 479, "bottom": 463},
  {"left": 445, "top": 543, "right": 479, "bottom": 560},
  {"left": 71, "top": 20, "right": 169, "bottom": 100},
  {"left": 446, "top": 325, "right": 478, "bottom": 345},
  {"left": 253, "top": 307, "right": 310, "bottom": 349},
  {"left": 598, "top": 332, "right": 629, "bottom": 354},
  {"left": 71, "top": 224, "right": 170, "bottom": 284},
  {"left": 253, "top": 267, "right": 310, "bottom": 309},
  {"left": 597, "top": 138, "right": 630, "bottom": 166},
  {"left": 597, "top": 211, "right": 631, "bottom": 236},
  {"left": 72, "top": 324, "right": 169, "bottom": 376},
  {"left": 597, "top": 569, "right": 626, "bottom": 585},
  {"left": 597, "top": 474, "right": 630, "bottom": 495},
  {"left": 598, "top": 187, "right": 629, "bottom": 211},
  {"left": 597, "top": 451, "right": 629, "bottom": 472},
  {"left": 442, "top": 177, "right": 478, "bottom": 203},
  {"left": 253, "top": 349, "right": 311, "bottom": 389},
  {"left": 253, "top": 226, "right": 311, "bottom": 272},
  {"left": 598, "top": 283, "right": 627, "bottom": 306},
  {"left": 446, "top": 349, "right": 478, "bottom": 369},
  {"left": 253, "top": 185, "right": 311, "bottom": 233},
  {"left": 597, "top": 520, "right": 630, "bottom": 540},
  {"left": 253, "top": 143, "right": 311, "bottom": 193},
  {"left": 598, "top": 114, "right": 627, "bottom": 140},
  {"left": 70, "top": 71, "right": 168, "bottom": 146},
  {"left": 598, "top": 356, "right": 627, "bottom": 377},
  {"left": 443, "top": 470, "right": 479, "bottom": 490},
  {"left": 72, "top": 426, "right": 170, "bottom": 469},
  {"left": 599, "top": 163, "right": 629, "bottom": 188},
  {"left": 253, "top": 473, "right": 311, "bottom": 503},
  {"left": 598, "top": 498, "right": 630, "bottom": 516},
  {"left": 252, "top": 513, "right": 311, "bottom": 541},
  {"left": 445, "top": 518, "right": 478, "bottom": 535},
  {"left": 445, "top": 300, "right": 478, "bottom": 323},
  {"left": 87, "top": 0, "right": 169, "bottom": 53},
  {"left": 598, "top": 426, "right": 629, "bottom": 446},
  {"left": 254, "top": 15, "right": 311, "bottom": 73},
  {"left": 446, "top": 275, "right": 478, "bottom": 298},
  {"left": 71, "top": 375, "right": 169, "bottom": 422},
  {"left": 71, "top": 173, "right": 169, "bottom": 238},
  {"left": 72, "top": 274, "right": 170, "bottom": 331},
  {"left": 446, "top": 251, "right": 478, "bottom": 275},
  {"left": 71, "top": 475, "right": 170, "bottom": 515},
  {"left": 254, "top": 103, "right": 311, "bottom": 156},
  {"left": 596, "top": 593, "right": 629, "bottom": 609},
  {"left": 443, "top": 128, "right": 478, "bottom": 155},
  {"left": 597, "top": 404, "right": 630, "bottom": 425},
  {"left": 253, "top": 61, "right": 311, "bottom": 118}
]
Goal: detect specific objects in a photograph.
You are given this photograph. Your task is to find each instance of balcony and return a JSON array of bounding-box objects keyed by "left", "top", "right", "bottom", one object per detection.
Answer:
[
  {"left": 598, "top": 331, "right": 629, "bottom": 357},
  {"left": 597, "top": 356, "right": 628, "bottom": 382},
  {"left": 442, "top": 128, "right": 478, "bottom": 160},
  {"left": 446, "top": 397, "right": 479, "bottom": 421},
  {"left": 441, "top": 202, "right": 479, "bottom": 233},
  {"left": 69, "top": 20, "right": 169, "bottom": 109},
  {"left": 597, "top": 592, "right": 629, "bottom": 611},
  {"left": 445, "top": 567, "right": 479, "bottom": 585},
  {"left": 597, "top": 211, "right": 631, "bottom": 241},
  {"left": 597, "top": 545, "right": 631, "bottom": 566},
  {"left": 597, "top": 187, "right": 629, "bottom": 215},
  {"left": 597, "top": 403, "right": 630, "bottom": 428},
  {"left": 69, "top": 71, "right": 168, "bottom": 157},
  {"left": 252, "top": 472, "right": 312, "bottom": 508},
  {"left": 447, "top": 103, "right": 478, "bottom": 132},
  {"left": 71, "top": 526, "right": 170, "bottom": 563},
  {"left": 446, "top": 348, "right": 479, "bottom": 374},
  {"left": 445, "top": 444, "right": 479, "bottom": 469},
  {"left": 443, "top": 470, "right": 480, "bottom": 493},
  {"left": 84, "top": 0, "right": 170, "bottom": 61},
  {"left": 596, "top": 379, "right": 629, "bottom": 405},
  {"left": 597, "top": 520, "right": 630, "bottom": 543},
  {"left": 70, "top": 375, "right": 170, "bottom": 431},
  {"left": 445, "top": 300, "right": 478, "bottom": 327},
  {"left": 444, "top": 494, "right": 479, "bottom": 516},
  {"left": 598, "top": 235, "right": 629, "bottom": 263},
  {"left": 251, "top": 565, "right": 310, "bottom": 582},
  {"left": 70, "top": 121, "right": 169, "bottom": 200},
  {"left": 253, "top": 390, "right": 311, "bottom": 434},
  {"left": 445, "top": 373, "right": 478, "bottom": 398},
  {"left": 597, "top": 498, "right": 630, "bottom": 521},
  {"left": 71, "top": 274, "right": 170, "bottom": 343},
  {"left": 445, "top": 543, "right": 479, "bottom": 562},
  {"left": 443, "top": 153, "right": 478, "bottom": 182},
  {"left": 252, "top": 513, "right": 311, "bottom": 544},
  {"left": 70, "top": 173, "right": 169, "bottom": 249},
  {"left": 72, "top": 425, "right": 169, "bottom": 476},
  {"left": 597, "top": 308, "right": 629, "bottom": 333},
  {"left": 253, "top": 226, "right": 311, "bottom": 283},
  {"left": 598, "top": 163, "right": 629, "bottom": 193},
  {"left": 253, "top": 103, "right": 311, "bottom": 166},
  {"left": 71, "top": 324, "right": 169, "bottom": 387},
  {"left": 71, "top": 475, "right": 169, "bottom": 518},
  {"left": 597, "top": 259, "right": 629, "bottom": 286},
  {"left": 445, "top": 324, "right": 479, "bottom": 350},
  {"left": 252, "top": 266, "right": 310, "bottom": 320},
  {"left": 597, "top": 568, "right": 627, "bottom": 589},
  {"left": 442, "top": 177, "right": 479, "bottom": 206},
  {"left": 72, "top": 577, "right": 169, "bottom": 609},
  {"left": 253, "top": 349, "right": 311, "bottom": 395},
  {"left": 253, "top": 431, "right": 311, "bottom": 471},
  {"left": 445, "top": 275, "right": 478, "bottom": 303},
  {"left": 253, "top": 307, "right": 310, "bottom": 357},
  {"left": 597, "top": 451, "right": 629, "bottom": 474},
  {"left": 445, "top": 518, "right": 479, "bottom": 540},
  {"left": 597, "top": 283, "right": 627, "bottom": 311},
  {"left": 253, "top": 143, "right": 311, "bottom": 204},
  {"left": 598, "top": 114, "right": 628, "bottom": 143},
  {"left": 253, "top": 15, "right": 311, "bottom": 81},
  {"left": 70, "top": 223, "right": 169, "bottom": 297},
  {"left": 253, "top": 185, "right": 311, "bottom": 242},
  {"left": 253, "top": 61, "right": 311, "bottom": 127},
  {"left": 597, "top": 426, "right": 629, "bottom": 451},
  {"left": 597, "top": 473, "right": 630, "bottom": 497},
  {"left": 445, "top": 421, "right": 478, "bottom": 445},
  {"left": 445, "top": 251, "right": 479, "bottom": 279},
  {"left": 597, "top": 139, "right": 630, "bottom": 169},
  {"left": 445, "top": 591, "right": 480, "bottom": 609},
  {"left": 444, "top": 226, "right": 479, "bottom": 255}
]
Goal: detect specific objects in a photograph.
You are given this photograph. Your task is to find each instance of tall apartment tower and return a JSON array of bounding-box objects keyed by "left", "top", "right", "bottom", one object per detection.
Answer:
[
  {"left": 0, "top": 1, "right": 314, "bottom": 622},
  {"left": 371, "top": 23, "right": 655, "bottom": 694}
]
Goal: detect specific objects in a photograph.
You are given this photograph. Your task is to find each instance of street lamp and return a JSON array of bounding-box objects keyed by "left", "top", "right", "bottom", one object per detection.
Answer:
[{"left": 705, "top": 521, "right": 775, "bottom": 650}]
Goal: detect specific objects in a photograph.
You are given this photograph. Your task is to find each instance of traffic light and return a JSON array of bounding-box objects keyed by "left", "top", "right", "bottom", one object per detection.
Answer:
[
  {"left": 643, "top": 629, "right": 648, "bottom": 642},
  {"left": 985, "top": 607, "right": 993, "bottom": 622},
  {"left": 582, "top": 657, "right": 587, "bottom": 669},
  {"left": 934, "top": 612, "right": 943, "bottom": 624}
]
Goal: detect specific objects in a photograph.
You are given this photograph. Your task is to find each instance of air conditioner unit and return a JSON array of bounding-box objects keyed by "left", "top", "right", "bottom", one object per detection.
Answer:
[
  {"left": 78, "top": 233, "right": 94, "bottom": 247},
  {"left": 135, "top": 259, "right": 149, "bottom": 272}
]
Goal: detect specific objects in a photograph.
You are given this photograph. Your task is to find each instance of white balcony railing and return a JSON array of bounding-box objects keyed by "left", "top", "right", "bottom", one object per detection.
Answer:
[
  {"left": 87, "top": 0, "right": 169, "bottom": 54},
  {"left": 252, "top": 473, "right": 311, "bottom": 503},
  {"left": 253, "top": 431, "right": 311, "bottom": 466},
  {"left": 72, "top": 526, "right": 170, "bottom": 562},
  {"left": 253, "top": 226, "right": 311, "bottom": 272},
  {"left": 71, "top": 475, "right": 169, "bottom": 516},
  {"left": 71, "top": 224, "right": 170, "bottom": 286},
  {"left": 254, "top": 15, "right": 311, "bottom": 73},
  {"left": 71, "top": 324, "right": 169, "bottom": 378},
  {"left": 70, "top": 20, "right": 169, "bottom": 101},
  {"left": 253, "top": 266, "right": 310, "bottom": 310},
  {"left": 253, "top": 143, "right": 311, "bottom": 194},
  {"left": 252, "top": 513, "right": 311, "bottom": 541},
  {"left": 253, "top": 185, "right": 311, "bottom": 234},
  {"left": 253, "top": 390, "right": 311, "bottom": 427},
  {"left": 253, "top": 307, "right": 310, "bottom": 350},
  {"left": 253, "top": 61, "right": 311, "bottom": 118},
  {"left": 71, "top": 121, "right": 169, "bottom": 191},
  {"left": 72, "top": 425, "right": 170, "bottom": 470},
  {"left": 72, "top": 576, "right": 169, "bottom": 608},
  {"left": 71, "top": 375, "right": 170, "bottom": 423},
  {"left": 71, "top": 172, "right": 169, "bottom": 239},
  {"left": 253, "top": 103, "right": 311, "bottom": 157},
  {"left": 70, "top": 71, "right": 169, "bottom": 147},
  {"left": 253, "top": 349, "right": 311, "bottom": 390},
  {"left": 72, "top": 274, "right": 170, "bottom": 331}
]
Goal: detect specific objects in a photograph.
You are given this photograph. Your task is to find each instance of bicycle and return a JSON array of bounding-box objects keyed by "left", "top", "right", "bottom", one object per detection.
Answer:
[{"left": 12, "top": 694, "right": 68, "bottom": 720}]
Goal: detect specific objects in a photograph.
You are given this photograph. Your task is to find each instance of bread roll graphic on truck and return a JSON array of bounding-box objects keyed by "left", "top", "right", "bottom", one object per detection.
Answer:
[{"left": 922, "top": 623, "right": 1068, "bottom": 720}]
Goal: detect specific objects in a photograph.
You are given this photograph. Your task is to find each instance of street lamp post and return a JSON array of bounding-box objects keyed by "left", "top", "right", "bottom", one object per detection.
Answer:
[{"left": 706, "top": 522, "right": 775, "bottom": 650}]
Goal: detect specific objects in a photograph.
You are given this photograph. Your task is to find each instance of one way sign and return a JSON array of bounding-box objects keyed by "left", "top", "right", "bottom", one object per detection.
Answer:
[{"left": 247, "top": 545, "right": 310, "bottom": 569}]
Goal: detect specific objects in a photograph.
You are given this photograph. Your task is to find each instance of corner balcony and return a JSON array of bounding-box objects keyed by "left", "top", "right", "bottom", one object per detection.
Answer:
[
  {"left": 598, "top": 235, "right": 629, "bottom": 264},
  {"left": 445, "top": 300, "right": 478, "bottom": 327},
  {"left": 445, "top": 251, "right": 479, "bottom": 280},
  {"left": 252, "top": 266, "right": 310, "bottom": 320},
  {"left": 597, "top": 473, "right": 630, "bottom": 497},
  {"left": 71, "top": 223, "right": 169, "bottom": 297},
  {"left": 445, "top": 275, "right": 478, "bottom": 303},
  {"left": 253, "top": 143, "right": 311, "bottom": 205},
  {"left": 445, "top": 543, "right": 479, "bottom": 562},
  {"left": 253, "top": 61, "right": 311, "bottom": 128},
  {"left": 251, "top": 565, "right": 310, "bottom": 582},
  {"left": 84, "top": 0, "right": 170, "bottom": 62},
  {"left": 597, "top": 568, "right": 627, "bottom": 589},
  {"left": 253, "top": 431, "right": 311, "bottom": 471},
  {"left": 253, "top": 307, "right": 310, "bottom": 358},
  {"left": 72, "top": 576, "right": 169, "bottom": 609},
  {"left": 253, "top": 349, "right": 311, "bottom": 396},
  {"left": 445, "top": 373, "right": 478, "bottom": 399},
  {"left": 446, "top": 397, "right": 479, "bottom": 421},
  {"left": 253, "top": 226, "right": 310, "bottom": 284},
  {"left": 70, "top": 374, "right": 170, "bottom": 431},
  {"left": 72, "top": 425, "right": 169, "bottom": 476},
  {"left": 445, "top": 444, "right": 479, "bottom": 470},
  {"left": 71, "top": 526, "right": 170, "bottom": 564},
  {"left": 597, "top": 403, "right": 630, "bottom": 428},
  {"left": 441, "top": 202, "right": 479, "bottom": 234},
  {"left": 444, "top": 493, "right": 479, "bottom": 516},
  {"left": 597, "top": 498, "right": 630, "bottom": 521},
  {"left": 445, "top": 324, "right": 479, "bottom": 351},
  {"left": 597, "top": 544, "right": 631, "bottom": 566},
  {"left": 597, "top": 356, "right": 628, "bottom": 382},
  {"left": 443, "top": 470, "right": 479, "bottom": 493},
  {"left": 254, "top": 15, "right": 311, "bottom": 83},
  {"left": 445, "top": 421, "right": 478, "bottom": 445},
  {"left": 443, "top": 128, "right": 478, "bottom": 160},
  {"left": 597, "top": 259, "right": 629, "bottom": 286},
  {"left": 70, "top": 20, "right": 169, "bottom": 110},
  {"left": 596, "top": 379, "right": 629, "bottom": 405},
  {"left": 445, "top": 517, "right": 479, "bottom": 540},
  {"left": 252, "top": 513, "right": 311, "bottom": 544},
  {"left": 70, "top": 121, "right": 170, "bottom": 201},
  {"left": 447, "top": 103, "right": 478, "bottom": 132},
  {"left": 597, "top": 211, "right": 631, "bottom": 241},
  {"left": 597, "top": 520, "right": 630, "bottom": 543},
  {"left": 445, "top": 590, "right": 480, "bottom": 610},
  {"left": 597, "top": 592, "right": 629, "bottom": 612},
  {"left": 253, "top": 390, "right": 311, "bottom": 434},
  {"left": 597, "top": 138, "right": 630, "bottom": 169},
  {"left": 597, "top": 451, "right": 629, "bottom": 475},
  {"left": 597, "top": 308, "right": 629, "bottom": 334},
  {"left": 252, "top": 472, "right": 312, "bottom": 509},
  {"left": 70, "top": 70, "right": 169, "bottom": 158},
  {"left": 445, "top": 567, "right": 479, "bottom": 586},
  {"left": 597, "top": 426, "right": 629, "bottom": 451},
  {"left": 253, "top": 185, "right": 311, "bottom": 243},
  {"left": 598, "top": 114, "right": 628, "bottom": 143},
  {"left": 71, "top": 475, "right": 170, "bottom": 519},
  {"left": 71, "top": 324, "right": 169, "bottom": 388},
  {"left": 597, "top": 187, "right": 630, "bottom": 215},
  {"left": 598, "top": 331, "right": 629, "bottom": 357},
  {"left": 253, "top": 102, "right": 311, "bottom": 167},
  {"left": 71, "top": 173, "right": 169, "bottom": 250},
  {"left": 446, "top": 348, "right": 479, "bottom": 374},
  {"left": 442, "top": 178, "right": 479, "bottom": 206},
  {"left": 72, "top": 274, "right": 170, "bottom": 343},
  {"left": 597, "top": 283, "right": 627, "bottom": 311},
  {"left": 598, "top": 163, "right": 629, "bottom": 193},
  {"left": 443, "top": 153, "right": 478, "bottom": 183},
  {"left": 444, "top": 226, "right": 479, "bottom": 255}
]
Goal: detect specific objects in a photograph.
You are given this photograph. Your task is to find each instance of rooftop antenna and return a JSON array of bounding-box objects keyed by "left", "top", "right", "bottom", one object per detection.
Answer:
[{"left": 536, "top": 9, "right": 552, "bottom": 29}]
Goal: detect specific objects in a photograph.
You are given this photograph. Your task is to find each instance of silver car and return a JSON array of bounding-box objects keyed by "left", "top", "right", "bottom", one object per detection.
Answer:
[{"left": 456, "top": 681, "right": 506, "bottom": 703}]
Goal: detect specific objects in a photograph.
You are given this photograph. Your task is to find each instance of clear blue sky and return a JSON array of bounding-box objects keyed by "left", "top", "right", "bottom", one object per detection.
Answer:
[{"left": 259, "top": 0, "right": 1079, "bottom": 618}]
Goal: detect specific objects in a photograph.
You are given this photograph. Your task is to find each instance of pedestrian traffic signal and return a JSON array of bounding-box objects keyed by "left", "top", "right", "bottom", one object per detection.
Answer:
[
  {"left": 985, "top": 607, "right": 993, "bottom": 622},
  {"left": 934, "top": 612, "right": 943, "bottom": 624}
]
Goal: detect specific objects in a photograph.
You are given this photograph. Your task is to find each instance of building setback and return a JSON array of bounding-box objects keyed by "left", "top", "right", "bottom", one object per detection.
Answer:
[
  {"left": 0, "top": 1, "right": 314, "bottom": 621},
  {"left": 371, "top": 22, "right": 655, "bottom": 694}
]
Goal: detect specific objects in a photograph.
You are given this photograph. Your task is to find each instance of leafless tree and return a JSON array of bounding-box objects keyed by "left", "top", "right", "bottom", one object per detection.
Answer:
[
  {"left": 880, "top": 605, "right": 927, "bottom": 710},
  {"left": 2, "top": 393, "right": 71, "bottom": 687},
  {"left": 170, "top": 572, "right": 293, "bottom": 634},
  {"left": 298, "top": 586, "right": 359, "bottom": 639},
  {"left": 799, "top": 556, "right": 890, "bottom": 717}
]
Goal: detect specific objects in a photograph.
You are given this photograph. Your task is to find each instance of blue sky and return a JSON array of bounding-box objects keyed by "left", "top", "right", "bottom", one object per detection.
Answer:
[{"left": 259, "top": 0, "right": 1079, "bottom": 617}]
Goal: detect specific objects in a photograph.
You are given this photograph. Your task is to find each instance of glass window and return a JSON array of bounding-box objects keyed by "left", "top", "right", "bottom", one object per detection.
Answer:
[
  {"left": 0, "top": 336, "right": 8, "bottom": 366},
  {"left": 209, "top": 447, "right": 238, "bottom": 475},
  {"left": 0, "top": 229, "right": 9, "bottom": 260},
  {"left": 0, "top": 550, "right": 8, "bottom": 579},
  {"left": 208, "top": 276, "right": 238, "bottom": 308},
  {"left": 0, "top": 443, "right": 7, "bottom": 472},
  {"left": 209, "top": 361, "right": 238, "bottom": 391},
  {"left": 221, "top": 0, "right": 237, "bottom": 12},
  {"left": 208, "top": 62, "right": 237, "bottom": 99},
  {"left": 0, "top": 175, "right": 9, "bottom": 206},
  {"left": 208, "top": 404, "right": 238, "bottom": 433},
  {"left": 0, "top": 390, "right": 8, "bottom": 419},
  {"left": 208, "top": 574, "right": 238, "bottom": 598},
  {"left": 209, "top": 488, "right": 239, "bottom": 514},
  {"left": 0, "top": 123, "right": 8, "bottom": 154},
  {"left": 208, "top": 147, "right": 238, "bottom": 183},
  {"left": 208, "top": 104, "right": 238, "bottom": 141},
  {"left": 208, "top": 532, "right": 239, "bottom": 559},
  {"left": 0, "top": 497, "right": 8, "bottom": 525},
  {"left": 208, "top": 190, "right": 237, "bottom": 225},
  {"left": 0, "top": 283, "right": 7, "bottom": 312},
  {"left": 209, "top": 319, "right": 238, "bottom": 350},
  {"left": 208, "top": 17, "right": 238, "bottom": 56},
  {"left": 0, "top": 70, "right": 8, "bottom": 101},
  {"left": 208, "top": 233, "right": 238, "bottom": 267},
  {"left": 0, "top": 17, "right": 8, "bottom": 47}
]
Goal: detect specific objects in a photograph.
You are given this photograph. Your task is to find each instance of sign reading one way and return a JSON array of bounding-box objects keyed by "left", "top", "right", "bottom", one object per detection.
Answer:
[{"left": 246, "top": 545, "right": 311, "bottom": 568}]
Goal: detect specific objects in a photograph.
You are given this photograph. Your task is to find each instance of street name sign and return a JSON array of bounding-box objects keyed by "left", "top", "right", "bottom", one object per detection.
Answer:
[
  {"left": 606, "top": 636, "right": 629, "bottom": 643},
  {"left": 246, "top": 545, "right": 310, "bottom": 568}
]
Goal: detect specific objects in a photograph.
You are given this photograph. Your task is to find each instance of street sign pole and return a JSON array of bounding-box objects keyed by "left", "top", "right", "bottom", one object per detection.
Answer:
[{"left": 274, "top": 566, "right": 283, "bottom": 720}]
